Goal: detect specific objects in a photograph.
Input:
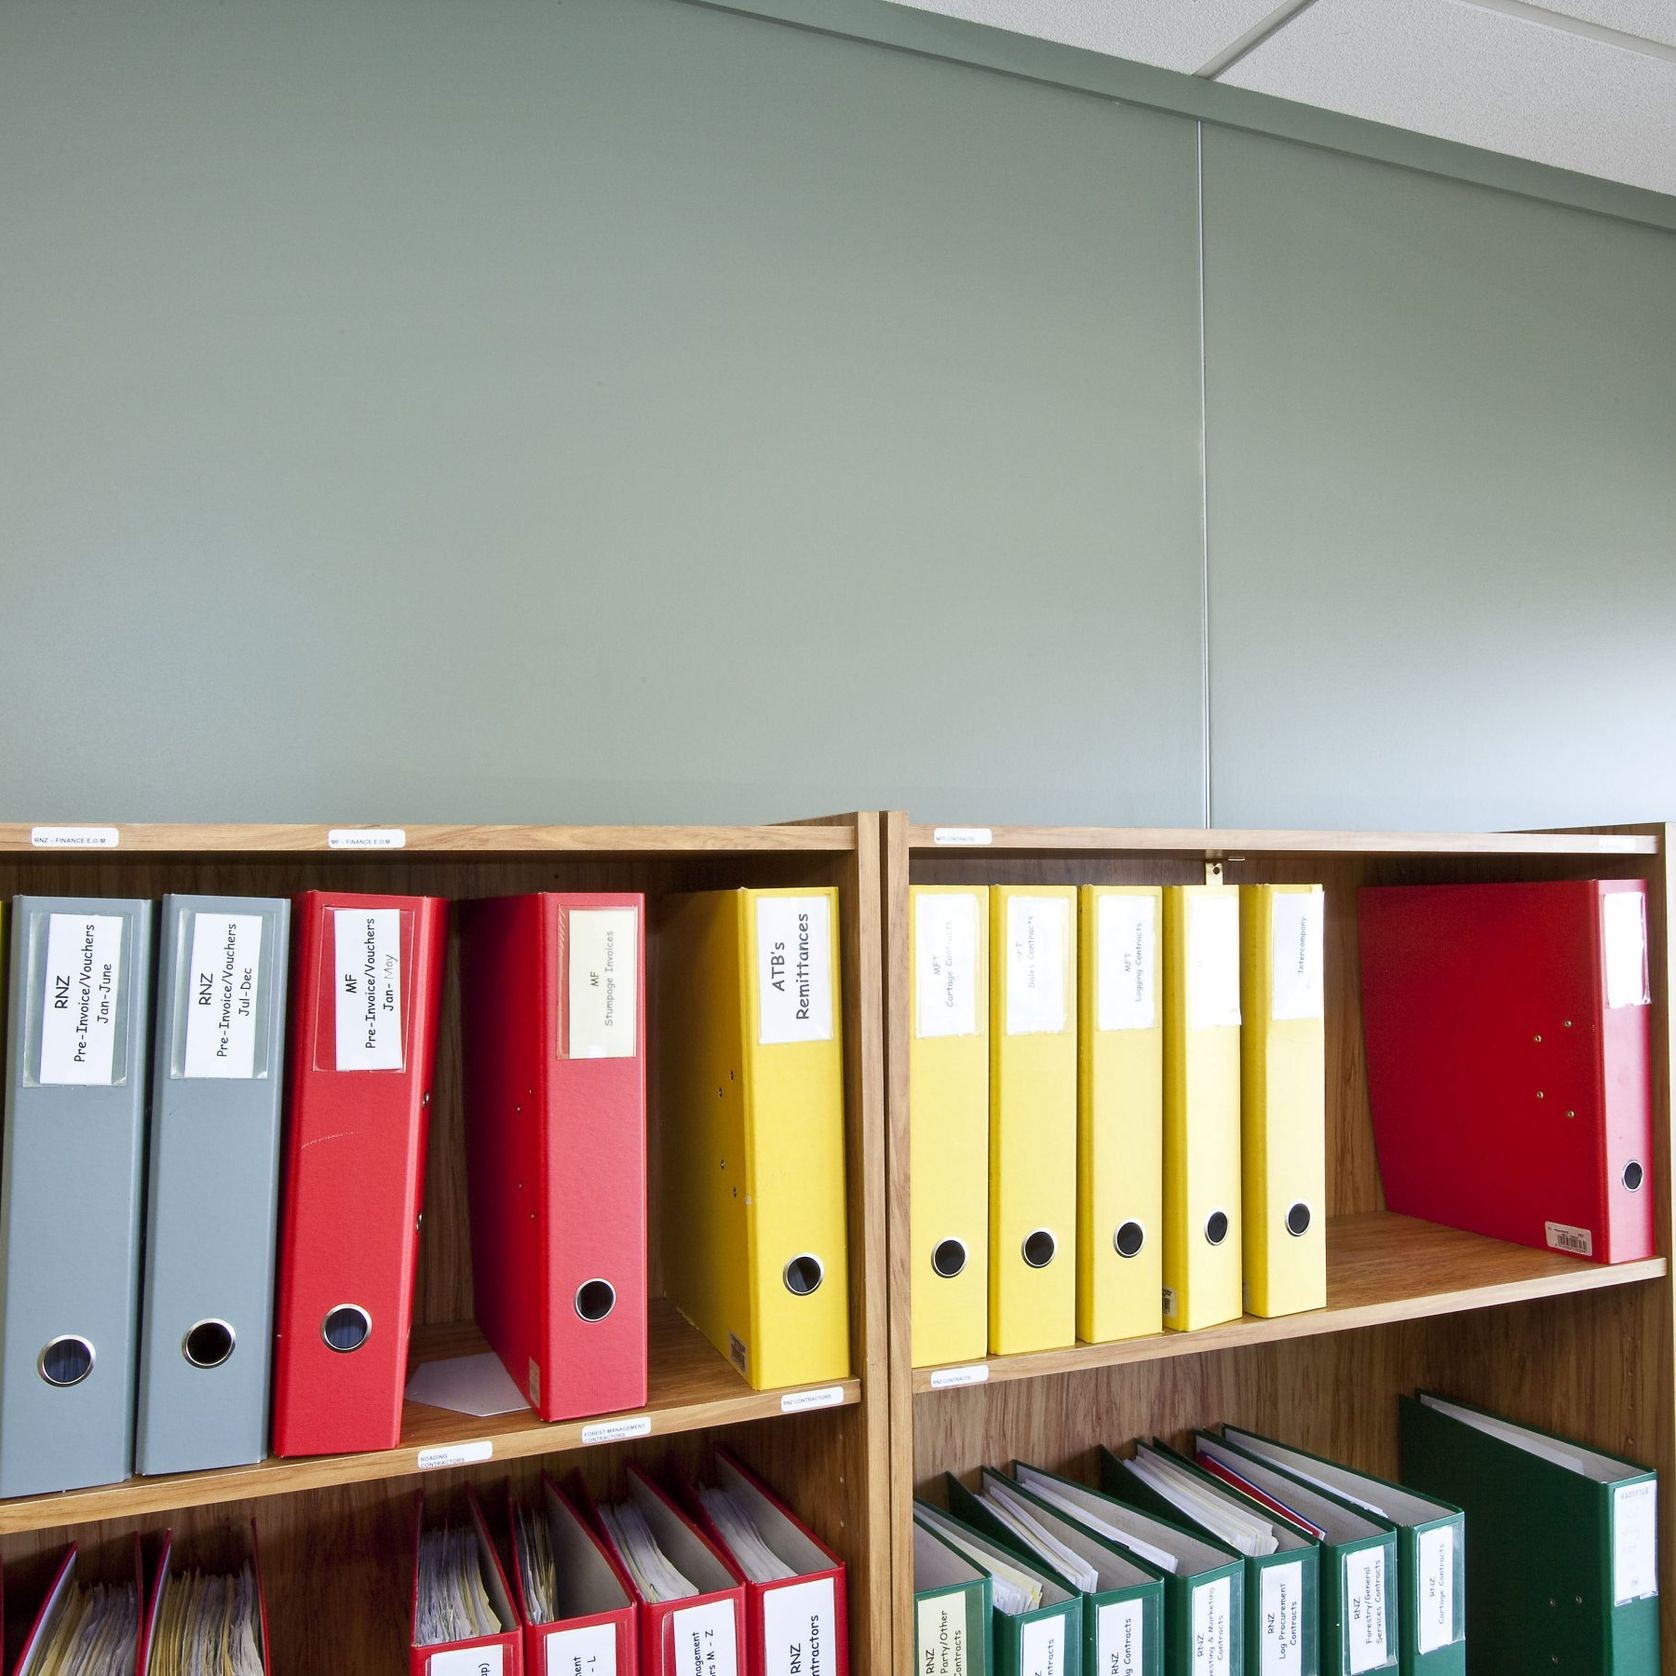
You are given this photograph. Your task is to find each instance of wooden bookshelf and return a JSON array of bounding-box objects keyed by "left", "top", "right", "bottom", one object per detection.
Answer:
[{"left": 882, "top": 816, "right": 1676, "bottom": 1675}]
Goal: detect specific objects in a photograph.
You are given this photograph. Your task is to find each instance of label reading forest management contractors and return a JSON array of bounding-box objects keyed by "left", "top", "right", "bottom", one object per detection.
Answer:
[
  {"left": 757, "top": 895, "right": 833, "bottom": 1046},
  {"left": 763, "top": 1577, "right": 837, "bottom": 1676},
  {"left": 39, "top": 913, "right": 124, "bottom": 1085},
  {"left": 183, "top": 912, "right": 264, "bottom": 1079},
  {"left": 567, "top": 907, "right": 638, "bottom": 1058},
  {"left": 916, "top": 891, "right": 980, "bottom": 1039},
  {"left": 670, "top": 1598, "right": 737, "bottom": 1676},
  {"left": 334, "top": 907, "right": 404, "bottom": 1070}
]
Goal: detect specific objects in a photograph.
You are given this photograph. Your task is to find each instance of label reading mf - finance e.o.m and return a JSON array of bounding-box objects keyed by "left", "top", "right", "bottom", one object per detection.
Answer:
[
  {"left": 757, "top": 895, "right": 834, "bottom": 1046},
  {"left": 567, "top": 906, "right": 638, "bottom": 1058},
  {"left": 333, "top": 907, "right": 404, "bottom": 1071},
  {"left": 38, "top": 913, "right": 124, "bottom": 1085},
  {"left": 915, "top": 890, "right": 980, "bottom": 1039},
  {"left": 183, "top": 911, "right": 264, "bottom": 1079}
]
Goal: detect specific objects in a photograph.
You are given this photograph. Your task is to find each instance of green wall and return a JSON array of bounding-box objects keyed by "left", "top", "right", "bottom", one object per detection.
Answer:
[{"left": 2, "top": 0, "right": 1671, "bottom": 828}]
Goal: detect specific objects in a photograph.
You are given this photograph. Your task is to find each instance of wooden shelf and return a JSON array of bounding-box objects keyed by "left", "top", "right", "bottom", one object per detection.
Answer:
[
  {"left": 910, "top": 1212, "right": 1668, "bottom": 1391},
  {"left": 907, "top": 824, "right": 1658, "bottom": 857},
  {"left": 0, "top": 1300, "right": 860, "bottom": 1536}
]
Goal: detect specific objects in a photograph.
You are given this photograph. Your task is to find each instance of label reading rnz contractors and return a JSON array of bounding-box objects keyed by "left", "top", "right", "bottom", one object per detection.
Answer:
[
  {"left": 334, "top": 907, "right": 404, "bottom": 1070},
  {"left": 38, "top": 913, "right": 125, "bottom": 1085},
  {"left": 915, "top": 891, "right": 981, "bottom": 1039},
  {"left": 1343, "top": 1547, "right": 1391, "bottom": 1674},
  {"left": 183, "top": 911, "right": 264, "bottom": 1079},
  {"left": 762, "top": 1577, "right": 836, "bottom": 1676},
  {"left": 567, "top": 906, "right": 638, "bottom": 1058},
  {"left": 757, "top": 895, "right": 834, "bottom": 1046}
]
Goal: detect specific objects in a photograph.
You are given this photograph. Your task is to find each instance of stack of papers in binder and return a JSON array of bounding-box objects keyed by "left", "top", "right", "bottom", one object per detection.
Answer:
[
  {"left": 696, "top": 1487, "right": 798, "bottom": 1583},
  {"left": 415, "top": 1524, "right": 502, "bottom": 1644},
  {"left": 599, "top": 1500, "right": 700, "bottom": 1603},
  {"left": 28, "top": 1582, "right": 138, "bottom": 1675},
  {"left": 147, "top": 1567, "right": 263, "bottom": 1675},
  {"left": 511, "top": 1498, "right": 557, "bottom": 1625}
]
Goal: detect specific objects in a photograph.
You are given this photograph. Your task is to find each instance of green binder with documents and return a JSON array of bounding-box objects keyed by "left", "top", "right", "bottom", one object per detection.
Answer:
[{"left": 914, "top": 1516, "right": 995, "bottom": 1676}]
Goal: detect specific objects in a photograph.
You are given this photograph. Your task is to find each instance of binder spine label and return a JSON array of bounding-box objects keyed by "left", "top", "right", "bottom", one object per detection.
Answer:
[
  {"left": 1604, "top": 890, "right": 1650, "bottom": 1008},
  {"left": 182, "top": 911, "right": 264, "bottom": 1079},
  {"left": 917, "top": 1596, "right": 967, "bottom": 1676},
  {"left": 37, "top": 912, "right": 125, "bottom": 1085},
  {"left": 1095, "top": 1598, "right": 1144, "bottom": 1672},
  {"left": 670, "top": 1597, "right": 738, "bottom": 1676},
  {"left": 1613, "top": 1479, "right": 1658, "bottom": 1604},
  {"left": 1096, "top": 892, "right": 1156, "bottom": 1031},
  {"left": 333, "top": 907, "right": 405, "bottom": 1070},
  {"left": 1260, "top": 1560, "right": 1304, "bottom": 1673},
  {"left": 1019, "top": 1613, "right": 1064, "bottom": 1676},
  {"left": 916, "top": 892, "right": 980, "bottom": 1038},
  {"left": 427, "top": 1647, "right": 503, "bottom": 1675},
  {"left": 544, "top": 1622, "right": 617, "bottom": 1675},
  {"left": 1004, "top": 895, "right": 1069, "bottom": 1035},
  {"left": 1545, "top": 1221, "right": 1594, "bottom": 1256},
  {"left": 566, "top": 907, "right": 638, "bottom": 1058},
  {"left": 1269, "top": 890, "right": 1325, "bottom": 1022},
  {"left": 1187, "top": 894, "right": 1241, "bottom": 1029},
  {"left": 1343, "top": 1548, "right": 1391, "bottom": 1674},
  {"left": 762, "top": 1577, "right": 836, "bottom": 1676},
  {"left": 1192, "top": 1575, "right": 1232, "bottom": 1676},
  {"left": 1416, "top": 1524, "right": 1460, "bottom": 1653},
  {"left": 756, "top": 895, "right": 834, "bottom": 1045}
]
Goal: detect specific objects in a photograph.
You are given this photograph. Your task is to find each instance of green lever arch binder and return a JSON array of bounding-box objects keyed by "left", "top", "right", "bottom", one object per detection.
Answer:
[{"left": 915, "top": 1516, "right": 996, "bottom": 1676}]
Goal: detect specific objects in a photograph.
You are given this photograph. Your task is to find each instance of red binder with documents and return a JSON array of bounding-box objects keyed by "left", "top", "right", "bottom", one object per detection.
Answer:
[
  {"left": 410, "top": 1489, "right": 524, "bottom": 1676},
  {"left": 271, "top": 891, "right": 448, "bottom": 1457},
  {"left": 13, "top": 1540, "right": 145, "bottom": 1676},
  {"left": 140, "top": 1522, "right": 271, "bottom": 1673},
  {"left": 674, "top": 1449, "right": 850, "bottom": 1676},
  {"left": 1359, "top": 878, "right": 1654, "bottom": 1263},
  {"left": 461, "top": 892, "right": 648, "bottom": 1421},
  {"left": 594, "top": 1465, "right": 746, "bottom": 1676},
  {"left": 509, "top": 1477, "right": 638, "bottom": 1675}
]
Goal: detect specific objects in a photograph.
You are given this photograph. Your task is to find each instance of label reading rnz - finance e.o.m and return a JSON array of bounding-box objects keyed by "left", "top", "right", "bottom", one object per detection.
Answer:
[
  {"left": 567, "top": 906, "right": 638, "bottom": 1058},
  {"left": 334, "top": 907, "right": 404, "bottom": 1071},
  {"left": 183, "top": 911, "right": 264, "bottom": 1079},
  {"left": 757, "top": 895, "right": 833, "bottom": 1046},
  {"left": 915, "top": 891, "right": 980, "bottom": 1039},
  {"left": 38, "top": 913, "right": 124, "bottom": 1085}
]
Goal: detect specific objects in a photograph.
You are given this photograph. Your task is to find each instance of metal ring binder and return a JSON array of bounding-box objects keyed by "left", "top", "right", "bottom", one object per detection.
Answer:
[
  {"left": 783, "top": 1253, "right": 824, "bottom": 1295},
  {"left": 574, "top": 1279, "right": 617, "bottom": 1321},
  {"left": 321, "top": 1304, "right": 372, "bottom": 1353},
  {"left": 182, "top": 1318, "right": 237, "bottom": 1369},
  {"left": 931, "top": 1238, "right": 968, "bottom": 1278},
  {"left": 1114, "top": 1220, "right": 1146, "bottom": 1258},
  {"left": 1021, "top": 1229, "right": 1057, "bottom": 1268},
  {"left": 38, "top": 1334, "right": 95, "bottom": 1387}
]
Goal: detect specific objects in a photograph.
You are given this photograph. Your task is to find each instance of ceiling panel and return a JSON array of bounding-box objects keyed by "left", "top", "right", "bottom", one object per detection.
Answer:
[
  {"left": 1223, "top": 0, "right": 1676, "bottom": 195},
  {"left": 1523, "top": 0, "right": 1676, "bottom": 50}
]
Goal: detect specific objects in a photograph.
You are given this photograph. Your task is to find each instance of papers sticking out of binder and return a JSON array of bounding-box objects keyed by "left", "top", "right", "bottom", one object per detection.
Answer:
[
  {"left": 598, "top": 1501, "right": 699, "bottom": 1603},
  {"left": 145, "top": 1567, "right": 263, "bottom": 1676},
  {"left": 697, "top": 1488, "right": 798, "bottom": 1583}
]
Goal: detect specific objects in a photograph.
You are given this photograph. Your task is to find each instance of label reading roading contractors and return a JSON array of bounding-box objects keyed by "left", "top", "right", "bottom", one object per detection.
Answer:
[
  {"left": 567, "top": 907, "right": 638, "bottom": 1058},
  {"left": 1096, "top": 1597, "right": 1145, "bottom": 1673},
  {"left": 1614, "top": 1479, "right": 1659, "bottom": 1605},
  {"left": 918, "top": 1596, "right": 967, "bottom": 1676},
  {"left": 916, "top": 891, "right": 980, "bottom": 1039},
  {"left": 1343, "top": 1547, "right": 1391, "bottom": 1675},
  {"left": 183, "top": 912, "right": 264, "bottom": 1079},
  {"left": 581, "top": 1414, "right": 653, "bottom": 1446},
  {"left": 1260, "top": 1560, "right": 1305, "bottom": 1673},
  {"left": 1416, "top": 1524, "right": 1459, "bottom": 1653},
  {"left": 757, "top": 895, "right": 834, "bottom": 1046},
  {"left": 1545, "top": 1220, "right": 1594, "bottom": 1257},
  {"left": 326, "top": 827, "right": 406, "bottom": 850},
  {"left": 1604, "top": 890, "right": 1650, "bottom": 1008},
  {"left": 428, "top": 1647, "right": 503, "bottom": 1676},
  {"left": 1097, "top": 892, "right": 1157, "bottom": 1032},
  {"left": 334, "top": 907, "right": 404, "bottom": 1071},
  {"left": 1191, "top": 1575, "right": 1231, "bottom": 1676},
  {"left": 1187, "top": 893, "right": 1242, "bottom": 1030},
  {"left": 1020, "top": 1613, "right": 1065, "bottom": 1676},
  {"left": 416, "top": 1440, "right": 493, "bottom": 1471},
  {"left": 1270, "top": 889, "right": 1325, "bottom": 1023},
  {"left": 670, "top": 1597, "right": 738, "bottom": 1676},
  {"left": 545, "top": 1622, "right": 617, "bottom": 1676},
  {"left": 30, "top": 825, "right": 119, "bottom": 848},
  {"left": 763, "top": 1577, "right": 836, "bottom": 1676},
  {"left": 1006, "top": 895, "right": 1069, "bottom": 1035},
  {"left": 39, "top": 913, "right": 124, "bottom": 1085}
]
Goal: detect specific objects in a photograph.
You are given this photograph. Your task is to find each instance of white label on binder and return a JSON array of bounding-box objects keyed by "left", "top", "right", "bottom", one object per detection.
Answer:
[
  {"left": 670, "top": 1598, "right": 737, "bottom": 1676},
  {"left": 1417, "top": 1524, "right": 1458, "bottom": 1652},
  {"left": 1343, "top": 1548, "right": 1390, "bottom": 1674},
  {"left": 1604, "top": 891, "right": 1650, "bottom": 1008},
  {"left": 916, "top": 892, "right": 980, "bottom": 1038},
  {"left": 1545, "top": 1220, "right": 1594, "bottom": 1256},
  {"left": 1259, "top": 1560, "right": 1304, "bottom": 1673},
  {"left": 581, "top": 1415, "right": 651, "bottom": 1446},
  {"left": 1614, "top": 1480, "right": 1658, "bottom": 1604},
  {"left": 1192, "top": 1575, "right": 1232, "bottom": 1676},
  {"left": 757, "top": 895, "right": 834, "bottom": 1045},
  {"left": 933, "top": 827, "right": 992, "bottom": 846},
  {"left": 1006, "top": 895, "right": 1069, "bottom": 1035},
  {"left": 1270, "top": 890, "right": 1325, "bottom": 1022},
  {"left": 763, "top": 1577, "right": 836, "bottom": 1676},
  {"left": 918, "top": 1597, "right": 967, "bottom": 1676},
  {"left": 416, "top": 1439, "right": 493, "bottom": 1470},
  {"left": 546, "top": 1623, "right": 617, "bottom": 1676},
  {"left": 1188, "top": 893, "right": 1241, "bottom": 1030},
  {"left": 1020, "top": 1615, "right": 1065, "bottom": 1676},
  {"left": 334, "top": 907, "right": 404, "bottom": 1070},
  {"left": 327, "top": 827, "right": 406, "bottom": 849},
  {"left": 1097, "top": 1598, "right": 1145, "bottom": 1672},
  {"left": 1097, "top": 893, "right": 1157, "bottom": 1031},
  {"left": 39, "top": 913, "right": 124, "bottom": 1085},
  {"left": 184, "top": 912, "right": 264, "bottom": 1078},
  {"left": 30, "top": 825, "right": 118, "bottom": 848},
  {"left": 567, "top": 907, "right": 638, "bottom": 1058},
  {"left": 929, "top": 1363, "right": 989, "bottom": 1389},
  {"left": 429, "top": 1649, "right": 503, "bottom": 1676},
  {"left": 781, "top": 1384, "right": 845, "bottom": 1413}
]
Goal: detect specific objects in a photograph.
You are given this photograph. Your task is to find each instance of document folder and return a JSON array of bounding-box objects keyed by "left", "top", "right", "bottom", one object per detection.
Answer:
[
  {"left": 13, "top": 1539, "right": 144, "bottom": 1676},
  {"left": 509, "top": 1476, "right": 638, "bottom": 1676},
  {"left": 915, "top": 1519, "right": 995, "bottom": 1676},
  {"left": 411, "top": 1488, "right": 524, "bottom": 1675},
  {"left": 140, "top": 1520, "right": 271, "bottom": 1673}
]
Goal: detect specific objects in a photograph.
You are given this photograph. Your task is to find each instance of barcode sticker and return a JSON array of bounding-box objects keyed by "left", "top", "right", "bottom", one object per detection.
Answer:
[
  {"left": 1615, "top": 1480, "right": 1658, "bottom": 1604},
  {"left": 1545, "top": 1221, "right": 1594, "bottom": 1257}
]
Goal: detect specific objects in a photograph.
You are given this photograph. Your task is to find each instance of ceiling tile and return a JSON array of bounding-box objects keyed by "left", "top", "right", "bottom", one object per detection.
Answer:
[
  {"left": 1222, "top": 0, "right": 1676, "bottom": 195},
  {"left": 880, "top": 0, "right": 1289, "bottom": 74},
  {"left": 1520, "top": 0, "right": 1676, "bottom": 50}
]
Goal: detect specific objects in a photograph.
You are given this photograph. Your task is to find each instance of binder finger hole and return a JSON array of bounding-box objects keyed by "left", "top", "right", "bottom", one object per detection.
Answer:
[
  {"left": 182, "top": 1319, "right": 236, "bottom": 1369},
  {"left": 1204, "top": 1211, "right": 1230, "bottom": 1247},
  {"left": 1114, "top": 1221, "right": 1146, "bottom": 1259},
  {"left": 1022, "top": 1229, "right": 1057, "bottom": 1269},
  {"left": 783, "top": 1254, "right": 824, "bottom": 1296},
  {"left": 1286, "top": 1202, "right": 1313, "bottom": 1237},
  {"left": 574, "top": 1279, "right": 616, "bottom": 1322},
  {"left": 1624, "top": 1161, "right": 1645, "bottom": 1192},
  {"left": 931, "top": 1238, "right": 968, "bottom": 1279},
  {"left": 38, "top": 1335, "right": 94, "bottom": 1388},
  {"left": 321, "top": 1304, "right": 371, "bottom": 1353}
]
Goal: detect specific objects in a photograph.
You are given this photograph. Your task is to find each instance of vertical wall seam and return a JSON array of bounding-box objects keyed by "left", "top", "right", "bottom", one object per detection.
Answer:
[{"left": 1197, "top": 118, "right": 1213, "bottom": 829}]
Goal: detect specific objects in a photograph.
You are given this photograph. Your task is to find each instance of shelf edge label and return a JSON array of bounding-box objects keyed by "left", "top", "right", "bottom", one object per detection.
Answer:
[
  {"left": 328, "top": 827, "right": 407, "bottom": 849},
  {"left": 929, "top": 1363, "right": 989, "bottom": 1389},
  {"left": 416, "top": 1439, "right": 493, "bottom": 1471},
  {"left": 31, "top": 826, "right": 119, "bottom": 849},
  {"left": 781, "top": 1384, "right": 846, "bottom": 1413},
  {"left": 932, "top": 826, "right": 992, "bottom": 846},
  {"left": 581, "top": 1414, "right": 653, "bottom": 1445}
]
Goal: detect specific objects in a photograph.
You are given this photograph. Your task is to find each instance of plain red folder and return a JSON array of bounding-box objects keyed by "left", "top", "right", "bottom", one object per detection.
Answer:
[
  {"left": 1359, "top": 878, "right": 1654, "bottom": 1263},
  {"left": 410, "top": 1488, "right": 524, "bottom": 1676},
  {"left": 272, "top": 891, "right": 449, "bottom": 1457},
  {"left": 593, "top": 1465, "right": 746, "bottom": 1676},
  {"left": 509, "top": 1477, "right": 638, "bottom": 1675},
  {"left": 674, "top": 1449, "right": 849, "bottom": 1676},
  {"left": 140, "top": 1522, "right": 271, "bottom": 1673},
  {"left": 12, "top": 1539, "right": 144, "bottom": 1675},
  {"left": 461, "top": 893, "right": 648, "bottom": 1421}
]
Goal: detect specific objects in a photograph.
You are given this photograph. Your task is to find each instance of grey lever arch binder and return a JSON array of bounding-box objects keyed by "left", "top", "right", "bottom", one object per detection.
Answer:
[
  {"left": 135, "top": 894, "right": 290, "bottom": 1476},
  {"left": 0, "top": 895, "right": 154, "bottom": 1497}
]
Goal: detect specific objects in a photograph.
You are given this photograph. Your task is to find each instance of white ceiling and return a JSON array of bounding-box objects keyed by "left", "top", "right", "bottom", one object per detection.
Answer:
[{"left": 884, "top": 0, "right": 1676, "bottom": 198}]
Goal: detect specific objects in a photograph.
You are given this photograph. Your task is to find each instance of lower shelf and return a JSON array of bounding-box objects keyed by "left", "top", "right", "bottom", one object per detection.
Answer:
[
  {"left": 0, "top": 1299, "right": 860, "bottom": 1535},
  {"left": 911, "top": 1211, "right": 1668, "bottom": 1393}
]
